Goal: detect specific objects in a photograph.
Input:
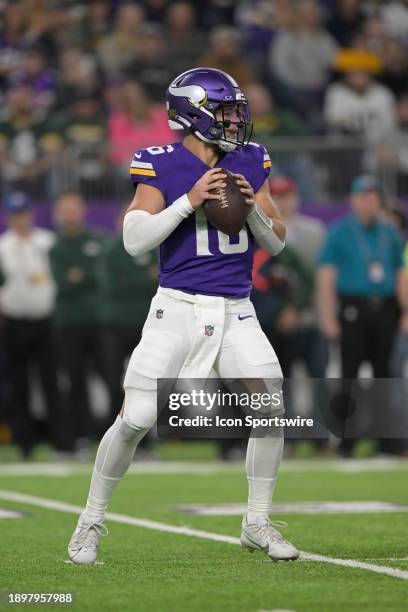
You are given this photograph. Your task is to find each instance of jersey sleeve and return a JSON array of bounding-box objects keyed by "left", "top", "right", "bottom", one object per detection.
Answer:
[
  {"left": 129, "top": 148, "right": 165, "bottom": 194},
  {"left": 245, "top": 142, "right": 272, "bottom": 193}
]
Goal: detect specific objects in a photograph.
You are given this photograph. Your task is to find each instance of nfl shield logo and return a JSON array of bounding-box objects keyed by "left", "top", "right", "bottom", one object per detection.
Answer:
[
  {"left": 204, "top": 325, "right": 214, "bottom": 336},
  {"left": 156, "top": 309, "right": 164, "bottom": 319}
]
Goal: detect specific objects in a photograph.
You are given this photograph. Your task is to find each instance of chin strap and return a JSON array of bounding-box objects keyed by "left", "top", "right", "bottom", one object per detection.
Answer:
[
  {"left": 192, "top": 129, "right": 238, "bottom": 152},
  {"left": 218, "top": 140, "right": 238, "bottom": 152}
]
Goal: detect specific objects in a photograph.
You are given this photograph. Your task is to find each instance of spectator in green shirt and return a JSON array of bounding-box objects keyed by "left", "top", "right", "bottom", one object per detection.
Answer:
[{"left": 50, "top": 191, "right": 106, "bottom": 454}]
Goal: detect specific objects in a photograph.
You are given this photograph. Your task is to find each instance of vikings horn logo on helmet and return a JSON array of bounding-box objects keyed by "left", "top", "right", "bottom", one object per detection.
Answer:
[
  {"left": 168, "top": 84, "right": 208, "bottom": 109},
  {"left": 165, "top": 67, "right": 253, "bottom": 152}
]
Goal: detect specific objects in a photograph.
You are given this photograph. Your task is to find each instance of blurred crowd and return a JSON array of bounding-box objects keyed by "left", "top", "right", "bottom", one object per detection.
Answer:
[
  {"left": 1, "top": 0, "right": 408, "bottom": 461},
  {"left": 0, "top": 174, "right": 408, "bottom": 461},
  {"left": 253, "top": 174, "right": 408, "bottom": 459},
  {"left": 0, "top": 190, "right": 159, "bottom": 459},
  {"left": 1, "top": 0, "right": 408, "bottom": 200}
]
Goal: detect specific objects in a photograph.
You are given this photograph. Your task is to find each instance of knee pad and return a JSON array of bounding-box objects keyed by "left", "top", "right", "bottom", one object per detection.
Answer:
[
  {"left": 114, "top": 415, "right": 146, "bottom": 443},
  {"left": 122, "top": 386, "right": 158, "bottom": 430}
]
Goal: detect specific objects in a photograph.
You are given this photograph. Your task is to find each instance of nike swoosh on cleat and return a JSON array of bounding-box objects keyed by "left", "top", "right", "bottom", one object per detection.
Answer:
[
  {"left": 238, "top": 315, "right": 253, "bottom": 321},
  {"left": 242, "top": 534, "right": 269, "bottom": 551}
]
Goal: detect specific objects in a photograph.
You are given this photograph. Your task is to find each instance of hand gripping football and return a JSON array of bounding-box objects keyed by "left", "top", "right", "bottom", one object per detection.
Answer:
[{"left": 202, "top": 168, "right": 250, "bottom": 236}]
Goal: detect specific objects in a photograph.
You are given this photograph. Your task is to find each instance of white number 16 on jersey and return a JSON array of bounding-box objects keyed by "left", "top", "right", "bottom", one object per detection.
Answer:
[{"left": 195, "top": 208, "right": 249, "bottom": 255}]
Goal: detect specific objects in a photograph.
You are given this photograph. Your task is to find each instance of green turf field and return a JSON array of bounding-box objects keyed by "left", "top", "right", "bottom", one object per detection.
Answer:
[{"left": 0, "top": 448, "right": 408, "bottom": 611}]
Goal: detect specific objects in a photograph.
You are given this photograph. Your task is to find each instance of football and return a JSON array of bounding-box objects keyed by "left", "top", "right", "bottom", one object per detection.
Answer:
[{"left": 202, "top": 168, "right": 250, "bottom": 236}]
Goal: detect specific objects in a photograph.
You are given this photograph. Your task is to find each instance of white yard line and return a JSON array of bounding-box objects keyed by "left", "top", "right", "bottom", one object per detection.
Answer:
[
  {"left": 0, "top": 458, "right": 407, "bottom": 477},
  {"left": 298, "top": 552, "right": 408, "bottom": 581},
  {"left": 365, "top": 558, "right": 408, "bottom": 562},
  {"left": 1, "top": 489, "right": 408, "bottom": 581}
]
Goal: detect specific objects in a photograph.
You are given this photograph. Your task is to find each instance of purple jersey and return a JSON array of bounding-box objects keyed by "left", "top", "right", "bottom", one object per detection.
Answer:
[{"left": 129, "top": 141, "right": 271, "bottom": 298}]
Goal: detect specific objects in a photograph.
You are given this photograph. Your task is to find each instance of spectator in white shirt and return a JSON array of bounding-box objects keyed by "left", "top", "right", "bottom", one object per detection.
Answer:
[
  {"left": 324, "top": 61, "right": 397, "bottom": 144},
  {"left": 324, "top": 52, "right": 397, "bottom": 186},
  {"left": 0, "top": 192, "right": 64, "bottom": 458}
]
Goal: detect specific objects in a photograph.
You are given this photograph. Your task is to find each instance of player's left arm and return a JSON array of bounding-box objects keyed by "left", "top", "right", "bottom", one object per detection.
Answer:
[{"left": 235, "top": 175, "right": 286, "bottom": 254}]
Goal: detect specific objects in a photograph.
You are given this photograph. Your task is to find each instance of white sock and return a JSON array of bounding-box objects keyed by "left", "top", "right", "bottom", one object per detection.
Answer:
[
  {"left": 246, "top": 477, "right": 278, "bottom": 523},
  {"left": 83, "top": 415, "right": 148, "bottom": 519},
  {"left": 245, "top": 429, "right": 283, "bottom": 523}
]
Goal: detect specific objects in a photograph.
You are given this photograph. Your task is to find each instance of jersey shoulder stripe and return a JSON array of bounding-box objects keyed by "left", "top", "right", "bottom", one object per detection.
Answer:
[
  {"left": 129, "top": 159, "right": 156, "bottom": 177},
  {"left": 261, "top": 144, "right": 272, "bottom": 170},
  {"left": 128, "top": 144, "right": 178, "bottom": 182},
  {"left": 129, "top": 168, "right": 157, "bottom": 177},
  {"left": 131, "top": 161, "right": 154, "bottom": 169},
  {"left": 261, "top": 146, "right": 272, "bottom": 169},
  {"left": 129, "top": 160, "right": 156, "bottom": 176},
  {"left": 129, "top": 152, "right": 158, "bottom": 178},
  {"left": 243, "top": 141, "right": 272, "bottom": 177}
]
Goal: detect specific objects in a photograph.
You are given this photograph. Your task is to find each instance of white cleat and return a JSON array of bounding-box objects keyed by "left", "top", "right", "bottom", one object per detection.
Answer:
[
  {"left": 240, "top": 514, "right": 299, "bottom": 561},
  {"left": 68, "top": 514, "right": 108, "bottom": 564}
]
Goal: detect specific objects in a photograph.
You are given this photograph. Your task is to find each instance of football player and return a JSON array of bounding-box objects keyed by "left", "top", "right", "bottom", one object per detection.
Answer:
[{"left": 68, "top": 68, "right": 299, "bottom": 563}]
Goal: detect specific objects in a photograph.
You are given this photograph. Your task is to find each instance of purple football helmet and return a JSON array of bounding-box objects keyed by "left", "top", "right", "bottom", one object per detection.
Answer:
[{"left": 166, "top": 67, "right": 252, "bottom": 152}]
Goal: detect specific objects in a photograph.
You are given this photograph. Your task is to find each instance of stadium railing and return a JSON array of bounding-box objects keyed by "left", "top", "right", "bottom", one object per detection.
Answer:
[{"left": 0, "top": 136, "right": 403, "bottom": 204}]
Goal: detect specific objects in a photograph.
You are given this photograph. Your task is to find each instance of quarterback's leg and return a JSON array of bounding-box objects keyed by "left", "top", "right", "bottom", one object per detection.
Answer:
[
  {"left": 68, "top": 318, "right": 188, "bottom": 563},
  {"left": 216, "top": 314, "right": 299, "bottom": 560},
  {"left": 67, "top": 406, "right": 148, "bottom": 563}
]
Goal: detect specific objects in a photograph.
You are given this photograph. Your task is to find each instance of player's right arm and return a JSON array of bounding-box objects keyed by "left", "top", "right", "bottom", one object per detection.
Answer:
[{"left": 123, "top": 159, "right": 226, "bottom": 256}]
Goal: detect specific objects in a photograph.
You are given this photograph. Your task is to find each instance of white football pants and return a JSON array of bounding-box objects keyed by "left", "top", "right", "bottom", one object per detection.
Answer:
[{"left": 121, "top": 287, "right": 283, "bottom": 429}]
